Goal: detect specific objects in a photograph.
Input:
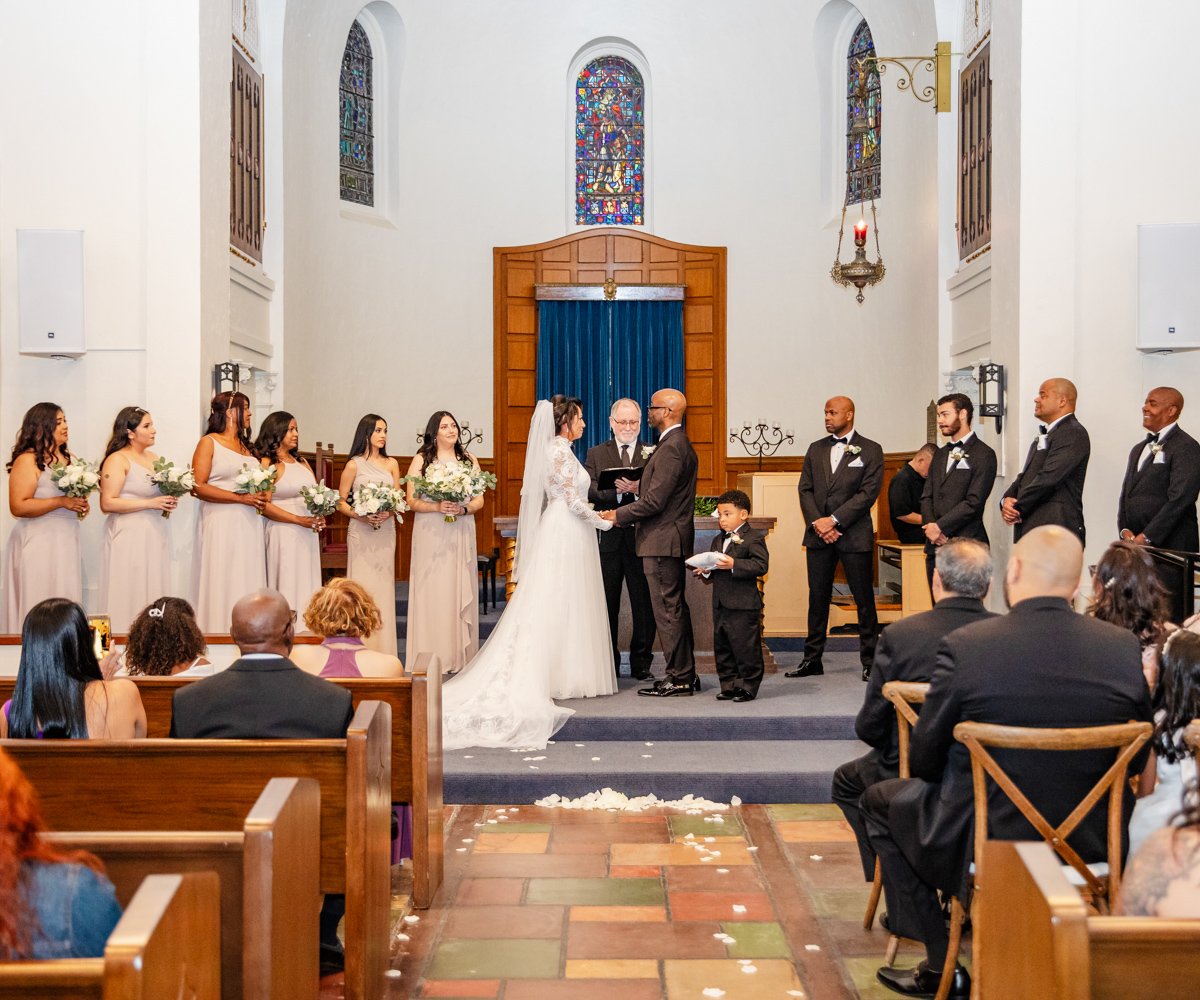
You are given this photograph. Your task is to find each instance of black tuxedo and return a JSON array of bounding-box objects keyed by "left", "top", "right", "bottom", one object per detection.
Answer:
[
  {"left": 584, "top": 438, "right": 656, "bottom": 676},
  {"left": 704, "top": 525, "right": 769, "bottom": 697},
  {"left": 861, "top": 598, "right": 1150, "bottom": 964},
  {"left": 615, "top": 425, "right": 700, "bottom": 684},
  {"left": 921, "top": 433, "right": 998, "bottom": 588},
  {"left": 833, "top": 597, "right": 995, "bottom": 879},
  {"left": 797, "top": 431, "right": 884, "bottom": 669},
  {"left": 1117, "top": 425, "right": 1200, "bottom": 553},
  {"left": 1002, "top": 413, "right": 1090, "bottom": 542}
]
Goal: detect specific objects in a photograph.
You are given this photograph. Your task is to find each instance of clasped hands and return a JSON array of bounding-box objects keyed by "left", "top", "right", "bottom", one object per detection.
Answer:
[
  {"left": 1000, "top": 497, "right": 1022, "bottom": 525},
  {"left": 812, "top": 516, "right": 841, "bottom": 544},
  {"left": 923, "top": 522, "right": 948, "bottom": 546}
]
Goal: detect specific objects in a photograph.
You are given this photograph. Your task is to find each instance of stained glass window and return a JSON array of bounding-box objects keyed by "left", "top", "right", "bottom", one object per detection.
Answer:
[
  {"left": 575, "top": 56, "right": 644, "bottom": 226},
  {"left": 846, "top": 20, "right": 882, "bottom": 204},
  {"left": 339, "top": 21, "right": 374, "bottom": 206}
]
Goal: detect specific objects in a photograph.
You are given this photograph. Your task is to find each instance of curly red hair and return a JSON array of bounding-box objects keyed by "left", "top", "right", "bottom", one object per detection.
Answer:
[{"left": 0, "top": 749, "right": 106, "bottom": 958}]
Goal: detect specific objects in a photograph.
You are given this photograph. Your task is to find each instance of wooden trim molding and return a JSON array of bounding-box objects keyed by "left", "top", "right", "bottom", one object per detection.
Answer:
[{"left": 534, "top": 283, "right": 686, "bottom": 301}]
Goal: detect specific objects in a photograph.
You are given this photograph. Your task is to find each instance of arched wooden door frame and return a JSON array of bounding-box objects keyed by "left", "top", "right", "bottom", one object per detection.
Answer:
[{"left": 492, "top": 229, "right": 727, "bottom": 515}]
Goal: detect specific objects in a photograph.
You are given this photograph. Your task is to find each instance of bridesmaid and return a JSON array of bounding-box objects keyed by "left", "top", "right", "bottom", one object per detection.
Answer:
[
  {"left": 98, "top": 407, "right": 175, "bottom": 633},
  {"left": 191, "top": 391, "right": 267, "bottom": 633},
  {"left": 337, "top": 414, "right": 402, "bottom": 655},
  {"left": 255, "top": 411, "right": 324, "bottom": 625},
  {"left": 3, "top": 403, "right": 86, "bottom": 632},
  {"left": 404, "top": 411, "right": 482, "bottom": 673}
]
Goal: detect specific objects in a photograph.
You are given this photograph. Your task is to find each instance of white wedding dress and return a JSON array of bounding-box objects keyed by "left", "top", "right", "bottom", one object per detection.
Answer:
[{"left": 442, "top": 404, "right": 617, "bottom": 750}]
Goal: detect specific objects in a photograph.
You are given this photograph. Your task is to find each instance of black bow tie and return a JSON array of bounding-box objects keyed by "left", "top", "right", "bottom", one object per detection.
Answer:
[
  {"left": 1038, "top": 424, "right": 1048, "bottom": 435},
  {"left": 831, "top": 436, "right": 850, "bottom": 445},
  {"left": 1146, "top": 432, "right": 1160, "bottom": 443}
]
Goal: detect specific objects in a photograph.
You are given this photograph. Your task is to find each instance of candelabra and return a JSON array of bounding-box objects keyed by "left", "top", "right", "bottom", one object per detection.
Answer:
[
  {"left": 416, "top": 422, "right": 484, "bottom": 449},
  {"left": 729, "top": 420, "right": 795, "bottom": 470}
]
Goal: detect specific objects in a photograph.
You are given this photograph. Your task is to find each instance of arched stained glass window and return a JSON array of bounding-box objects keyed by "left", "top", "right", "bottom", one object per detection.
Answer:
[
  {"left": 339, "top": 21, "right": 374, "bottom": 206},
  {"left": 846, "top": 19, "right": 882, "bottom": 204},
  {"left": 575, "top": 56, "right": 644, "bottom": 226}
]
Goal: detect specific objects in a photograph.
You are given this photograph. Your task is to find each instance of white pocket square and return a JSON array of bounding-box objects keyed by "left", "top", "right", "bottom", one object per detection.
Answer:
[
  {"left": 1154, "top": 451, "right": 1167, "bottom": 464},
  {"left": 848, "top": 457, "right": 864, "bottom": 468},
  {"left": 1037, "top": 436, "right": 1049, "bottom": 450},
  {"left": 956, "top": 460, "right": 971, "bottom": 470}
]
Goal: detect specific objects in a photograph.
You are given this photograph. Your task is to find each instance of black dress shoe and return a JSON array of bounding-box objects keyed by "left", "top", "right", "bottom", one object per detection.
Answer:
[
  {"left": 715, "top": 690, "right": 741, "bottom": 701},
  {"left": 876, "top": 961, "right": 970, "bottom": 999},
  {"left": 638, "top": 681, "right": 694, "bottom": 697},
  {"left": 631, "top": 668, "right": 654, "bottom": 681},
  {"left": 692, "top": 676, "right": 702, "bottom": 692},
  {"left": 784, "top": 659, "right": 824, "bottom": 678},
  {"left": 731, "top": 690, "right": 755, "bottom": 702},
  {"left": 862, "top": 665, "right": 871, "bottom": 682}
]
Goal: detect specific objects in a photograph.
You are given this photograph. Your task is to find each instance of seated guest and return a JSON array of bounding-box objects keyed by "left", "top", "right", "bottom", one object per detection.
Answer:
[
  {"left": 0, "top": 748, "right": 123, "bottom": 958},
  {"left": 125, "top": 597, "right": 212, "bottom": 677},
  {"left": 291, "top": 578, "right": 405, "bottom": 678},
  {"left": 862, "top": 526, "right": 1152, "bottom": 999},
  {"left": 168, "top": 589, "right": 352, "bottom": 976},
  {"left": 0, "top": 598, "right": 146, "bottom": 740},
  {"left": 1119, "top": 779, "right": 1200, "bottom": 918},
  {"left": 1089, "top": 540, "right": 1172, "bottom": 690},
  {"left": 1129, "top": 629, "right": 1200, "bottom": 856},
  {"left": 833, "top": 538, "right": 995, "bottom": 883},
  {"left": 888, "top": 444, "right": 934, "bottom": 545}
]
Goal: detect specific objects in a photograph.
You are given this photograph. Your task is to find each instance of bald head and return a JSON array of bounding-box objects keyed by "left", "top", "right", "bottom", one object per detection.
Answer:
[
  {"left": 230, "top": 589, "right": 295, "bottom": 655},
  {"left": 1034, "top": 378, "right": 1077, "bottom": 424},
  {"left": 649, "top": 388, "right": 687, "bottom": 431},
  {"left": 1143, "top": 386, "right": 1184, "bottom": 432},
  {"left": 823, "top": 396, "right": 856, "bottom": 436},
  {"left": 1004, "top": 526, "right": 1084, "bottom": 606}
]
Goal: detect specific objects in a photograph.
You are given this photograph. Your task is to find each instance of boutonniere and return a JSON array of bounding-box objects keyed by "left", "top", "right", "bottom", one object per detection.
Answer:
[
  {"left": 641, "top": 445, "right": 656, "bottom": 458},
  {"left": 1150, "top": 442, "right": 1165, "bottom": 457},
  {"left": 846, "top": 444, "right": 862, "bottom": 456},
  {"left": 949, "top": 447, "right": 967, "bottom": 463},
  {"left": 730, "top": 532, "right": 743, "bottom": 545}
]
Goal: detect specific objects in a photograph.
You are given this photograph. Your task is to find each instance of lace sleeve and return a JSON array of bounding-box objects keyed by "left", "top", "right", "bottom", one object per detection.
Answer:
[{"left": 548, "top": 440, "right": 611, "bottom": 530}]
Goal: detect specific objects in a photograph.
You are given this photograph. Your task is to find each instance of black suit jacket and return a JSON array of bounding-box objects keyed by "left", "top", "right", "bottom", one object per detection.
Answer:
[
  {"left": 888, "top": 464, "right": 927, "bottom": 544},
  {"left": 169, "top": 655, "right": 354, "bottom": 739},
  {"left": 1117, "top": 426, "right": 1200, "bottom": 552},
  {"left": 893, "top": 598, "right": 1151, "bottom": 893},
  {"left": 614, "top": 426, "right": 698, "bottom": 558},
  {"left": 920, "top": 434, "right": 998, "bottom": 554},
  {"left": 705, "top": 526, "right": 768, "bottom": 611},
  {"left": 855, "top": 596, "right": 995, "bottom": 770},
  {"left": 585, "top": 438, "right": 648, "bottom": 554},
  {"left": 798, "top": 432, "right": 884, "bottom": 553},
  {"left": 1002, "top": 413, "right": 1090, "bottom": 542}
]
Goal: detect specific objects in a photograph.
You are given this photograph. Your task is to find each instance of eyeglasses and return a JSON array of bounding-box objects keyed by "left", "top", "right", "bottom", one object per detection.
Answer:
[
  {"left": 612, "top": 419, "right": 640, "bottom": 427},
  {"left": 646, "top": 405, "right": 669, "bottom": 412}
]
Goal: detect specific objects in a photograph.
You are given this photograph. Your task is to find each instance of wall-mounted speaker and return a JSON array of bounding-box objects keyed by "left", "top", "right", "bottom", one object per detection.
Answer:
[
  {"left": 1138, "top": 223, "right": 1200, "bottom": 352},
  {"left": 17, "top": 229, "right": 86, "bottom": 358}
]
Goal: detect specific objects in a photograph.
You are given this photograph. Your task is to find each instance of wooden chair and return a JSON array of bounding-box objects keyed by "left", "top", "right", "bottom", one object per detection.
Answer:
[
  {"left": 937, "top": 720, "right": 1153, "bottom": 1000},
  {"left": 313, "top": 442, "right": 348, "bottom": 577},
  {"left": 863, "top": 680, "right": 930, "bottom": 966},
  {"left": 47, "top": 777, "right": 319, "bottom": 1000},
  {"left": 0, "top": 871, "right": 221, "bottom": 999},
  {"left": 978, "top": 840, "right": 1200, "bottom": 999}
]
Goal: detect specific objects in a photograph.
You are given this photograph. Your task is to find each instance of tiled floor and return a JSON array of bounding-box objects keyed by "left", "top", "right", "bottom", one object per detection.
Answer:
[{"left": 357, "top": 802, "right": 971, "bottom": 1000}]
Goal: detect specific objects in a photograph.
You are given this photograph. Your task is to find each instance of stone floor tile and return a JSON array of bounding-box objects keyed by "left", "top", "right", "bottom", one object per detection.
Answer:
[
  {"left": 663, "top": 958, "right": 805, "bottom": 999},
  {"left": 776, "top": 820, "right": 857, "bottom": 842},
  {"left": 506, "top": 979, "right": 661, "bottom": 1000},
  {"left": 612, "top": 842, "right": 754, "bottom": 867},
  {"left": 719, "top": 921, "right": 792, "bottom": 959},
  {"left": 552, "top": 822, "right": 671, "bottom": 844},
  {"left": 454, "top": 878, "right": 525, "bottom": 906},
  {"left": 564, "top": 959, "right": 660, "bottom": 979},
  {"left": 570, "top": 905, "right": 667, "bottom": 922},
  {"left": 426, "top": 939, "right": 562, "bottom": 980},
  {"left": 526, "top": 877, "right": 665, "bottom": 906},
  {"left": 768, "top": 803, "right": 845, "bottom": 822},
  {"left": 418, "top": 979, "right": 501, "bottom": 998},
  {"left": 471, "top": 832, "right": 550, "bottom": 854},
  {"left": 548, "top": 839, "right": 611, "bottom": 855},
  {"left": 465, "top": 854, "right": 607, "bottom": 878},
  {"left": 668, "top": 890, "right": 775, "bottom": 922},
  {"left": 441, "top": 905, "right": 564, "bottom": 940},
  {"left": 610, "top": 864, "right": 662, "bottom": 878},
  {"left": 567, "top": 920, "right": 728, "bottom": 959},
  {"left": 665, "top": 865, "right": 765, "bottom": 893},
  {"left": 667, "top": 814, "right": 744, "bottom": 837}
]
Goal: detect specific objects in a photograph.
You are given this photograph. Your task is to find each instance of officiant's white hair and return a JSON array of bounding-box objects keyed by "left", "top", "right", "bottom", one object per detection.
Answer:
[{"left": 610, "top": 398, "right": 641, "bottom": 416}]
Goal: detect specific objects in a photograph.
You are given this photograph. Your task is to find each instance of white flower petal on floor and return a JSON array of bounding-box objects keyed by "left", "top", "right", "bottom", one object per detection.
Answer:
[
  {"left": 717, "top": 868, "right": 729, "bottom": 874},
  {"left": 804, "top": 944, "right": 821, "bottom": 952},
  {"left": 740, "top": 964, "right": 758, "bottom": 974},
  {"left": 702, "top": 989, "right": 726, "bottom": 998},
  {"left": 732, "top": 904, "right": 747, "bottom": 913},
  {"left": 532, "top": 788, "right": 733, "bottom": 813},
  {"left": 809, "top": 854, "right": 823, "bottom": 861}
]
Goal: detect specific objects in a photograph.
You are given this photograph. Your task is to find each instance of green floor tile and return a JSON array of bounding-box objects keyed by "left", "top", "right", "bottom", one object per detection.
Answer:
[
  {"left": 768, "top": 803, "right": 844, "bottom": 822},
  {"left": 526, "top": 877, "right": 664, "bottom": 905},
  {"left": 844, "top": 954, "right": 972, "bottom": 1000},
  {"left": 810, "top": 887, "right": 873, "bottom": 921},
  {"left": 667, "top": 813, "right": 744, "bottom": 837},
  {"left": 427, "top": 938, "right": 561, "bottom": 979},
  {"left": 719, "top": 921, "right": 791, "bottom": 958},
  {"left": 476, "top": 822, "right": 553, "bottom": 833}
]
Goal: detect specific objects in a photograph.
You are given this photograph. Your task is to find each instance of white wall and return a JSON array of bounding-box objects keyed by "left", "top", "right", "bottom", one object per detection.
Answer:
[{"left": 280, "top": 0, "right": 941, "bottom": 458}]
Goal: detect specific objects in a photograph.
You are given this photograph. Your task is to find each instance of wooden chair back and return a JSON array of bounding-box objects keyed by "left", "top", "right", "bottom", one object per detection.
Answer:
[
  {"left": 881, "top": 680, "right": 930, "bottom": 779},
  {"left": 954, "top": 720, "right": 1153, "bottom": 908},
  {"left": 3, "top": 701, "right": 391, "bottom": 1000},
  {"left": 46, "top": 777, "right": 320, "bottom": 1000},
  {"left": 0, "top": 871, "right": 221, "bottom": 1000},
  {"left": 311, "top": 442, "right": 348, "bottom": 574}
]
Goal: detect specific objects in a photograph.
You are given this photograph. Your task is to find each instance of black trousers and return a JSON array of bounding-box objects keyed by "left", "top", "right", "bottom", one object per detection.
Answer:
[
  {"left": 804, "top": 546, "right": 878, "bottom": 668},
  {"left": 925, "top": 552, "right": 936, "bottom": 599},
  {"left": 861, "top": 779, "right": 950, "bottom": 968},
  {"left": 832, "top": 750, "right": 897, "bottom": 881},
  {"left": 600, "top": 533, "right": 657, "bottom": 676},
  {"left": 319, "top": 893, "right": 346, "bottom": 972},
  {"left": 643, "top": 555, "right": 695, "bottom": 684},
  {"left": 713, "top": 606, "right": 763, "bottom": 696}
]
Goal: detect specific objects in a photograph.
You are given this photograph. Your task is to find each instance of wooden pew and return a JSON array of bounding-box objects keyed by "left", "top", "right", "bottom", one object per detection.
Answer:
[
  {"left": 0, "top": 870, "right": 221, "bottom": 1000},
  {"left": 978, "top": 841, "right": 1200, "bottom": 999},
  {"left": 47, "top": 777, "right": 319, "bottom": 1000},
  {"left": 0, "top": 653, "right": 444, "bottom": 909},
  {"left": 3, "top": 701, "right": 391, "bottom": 1000}
]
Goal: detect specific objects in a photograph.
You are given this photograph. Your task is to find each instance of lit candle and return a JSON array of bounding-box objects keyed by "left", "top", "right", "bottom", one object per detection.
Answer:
[{"left": 854, "top": 219, "right": 868, "bottom": 245}]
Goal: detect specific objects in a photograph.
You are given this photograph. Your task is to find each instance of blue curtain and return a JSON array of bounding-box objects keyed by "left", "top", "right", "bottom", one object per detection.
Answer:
[{"left": 536, "top": 299, "right": 684, "bottom": 456}]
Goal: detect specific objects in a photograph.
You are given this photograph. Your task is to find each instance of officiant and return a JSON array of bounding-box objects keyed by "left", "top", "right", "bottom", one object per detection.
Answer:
[{"left": 585, "top": 398, "right": 657, "bottom": 681}]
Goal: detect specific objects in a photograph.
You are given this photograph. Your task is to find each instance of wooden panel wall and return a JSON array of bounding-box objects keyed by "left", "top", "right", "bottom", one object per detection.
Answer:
[{"left": 493, "top": 230, "right": 727, "bottom": 516}]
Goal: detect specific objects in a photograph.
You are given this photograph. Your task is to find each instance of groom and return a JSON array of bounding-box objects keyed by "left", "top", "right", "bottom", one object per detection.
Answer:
[{"left": 599, "top": 388, "right": 699, "bottom": 697}]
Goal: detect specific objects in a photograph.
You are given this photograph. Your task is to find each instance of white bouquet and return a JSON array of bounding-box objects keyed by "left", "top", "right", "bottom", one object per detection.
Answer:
[
  {"left": 405, "top": 461, "right": 498, "bottom": 522},
  {"left": 234, "top": 463, "right": 277, "bottom": 516},
  {"left": 149, "top": 457, "right": 195, "bottom": 518},
  {"left": 299, "top": 480, "right": 341, "bottom": 532},
  {"left": 50, "top": 457, "right": 100, "bottom": 520},
  {"left": 352, "top": 481, "right": 409, "bottom": 531}
]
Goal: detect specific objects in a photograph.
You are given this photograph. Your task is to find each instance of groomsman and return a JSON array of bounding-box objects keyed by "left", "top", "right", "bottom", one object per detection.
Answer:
[
  {"left": 791, "top": 396, "right": 884, "bottom": 683},
  {"left": 921, "top": 393, "right": 998, "bottom": 589},
  {"left": 585, "top": 398, "right": 658, "bottom": 681},
  {"left": 1117, "top": 387, "right": 1200, "bottom": 552},
  {"left": 1001, "top": 377, "right": 1090, "bottom": 543},
  {"left": 599, "top": 389, "right": 699, "bottom": 697}
]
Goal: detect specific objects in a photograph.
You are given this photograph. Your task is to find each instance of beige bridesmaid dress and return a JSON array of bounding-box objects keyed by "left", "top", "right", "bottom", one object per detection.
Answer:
[
  {"left": 347, "top": 457, "right": 398, "bottom": 655},
  {"left": 265, "top": 461, "right": 322, "bottom": 625},
  {"left": 99, "top": 459, "right": 171, "bottom": 632}
]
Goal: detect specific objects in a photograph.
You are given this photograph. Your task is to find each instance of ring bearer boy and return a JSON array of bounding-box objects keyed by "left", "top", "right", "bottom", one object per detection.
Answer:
[{"left": 692, "top": 489, "right": 769, "bottom": 702}]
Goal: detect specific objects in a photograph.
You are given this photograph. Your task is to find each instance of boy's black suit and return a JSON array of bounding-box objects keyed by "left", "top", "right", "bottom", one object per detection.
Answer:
[{"left": 704, "top": 525, "right": 769, "bottom": 697}]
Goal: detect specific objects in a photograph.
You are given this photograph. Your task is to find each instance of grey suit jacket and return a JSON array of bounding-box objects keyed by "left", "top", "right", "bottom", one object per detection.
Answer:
[{"left": 614, "top": 425, "right": 698, "bottom": 558}]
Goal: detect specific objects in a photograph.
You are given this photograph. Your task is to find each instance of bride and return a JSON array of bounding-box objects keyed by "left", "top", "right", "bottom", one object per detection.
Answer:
[{"left": 442, "top": 396, "right": 617, "bottom": 750}]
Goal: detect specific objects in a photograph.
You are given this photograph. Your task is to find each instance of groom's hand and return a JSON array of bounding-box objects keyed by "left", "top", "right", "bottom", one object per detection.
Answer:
[{"left": 598, "top": 510, "right": 617, "bottom": 522}]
